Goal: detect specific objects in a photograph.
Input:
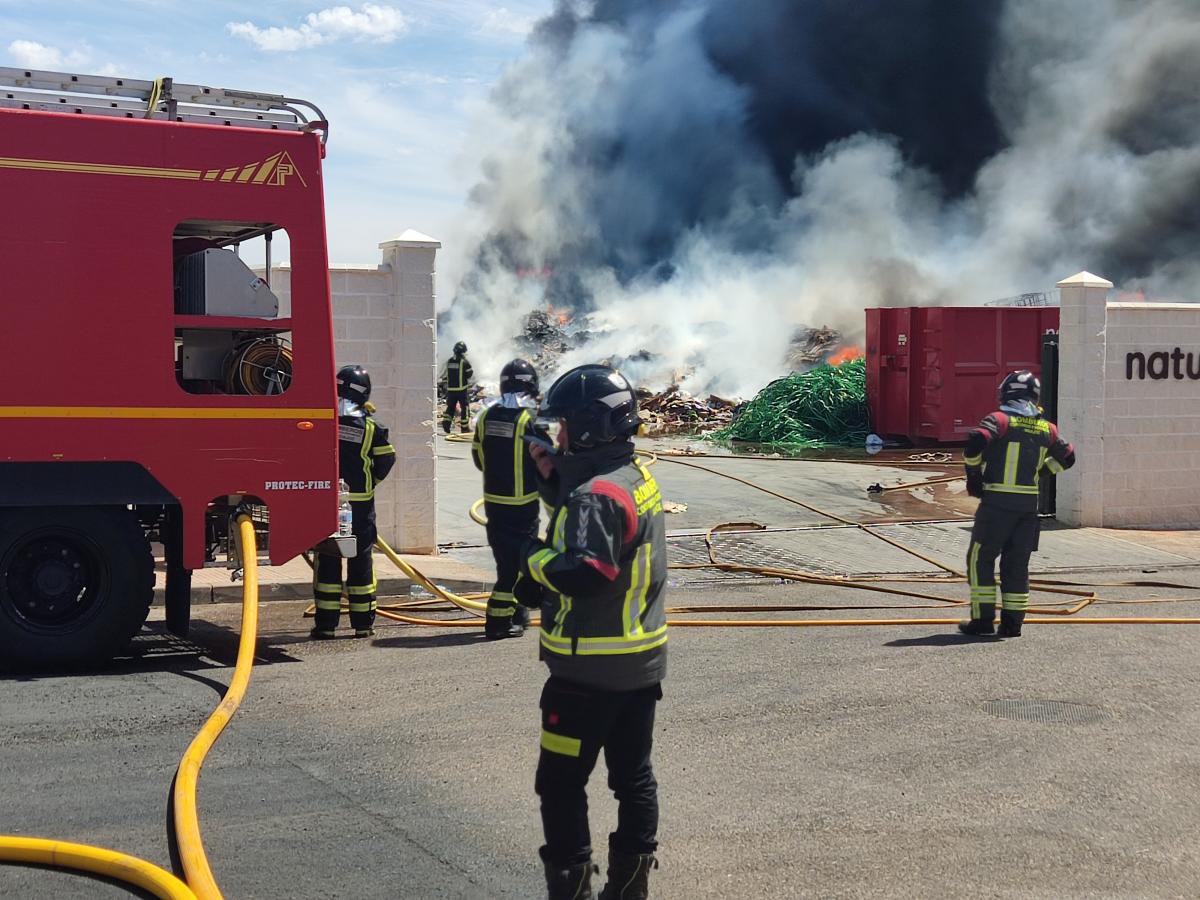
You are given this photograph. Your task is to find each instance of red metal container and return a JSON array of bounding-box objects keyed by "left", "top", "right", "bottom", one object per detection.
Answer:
[{"left": 865, "top": 306, "right": 1060, "bottom": 443}]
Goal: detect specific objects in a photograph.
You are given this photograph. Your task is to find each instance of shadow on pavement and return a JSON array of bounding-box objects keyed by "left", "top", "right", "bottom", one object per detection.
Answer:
[
  {"left": 0, "top": 621, "right": 300, "bottom": 684},
  {"left": 884, "top": 633, "right": 1003, "bottom": 648},
  {"left": 372, "top": 631, "right": 490, "bottom": 649}
]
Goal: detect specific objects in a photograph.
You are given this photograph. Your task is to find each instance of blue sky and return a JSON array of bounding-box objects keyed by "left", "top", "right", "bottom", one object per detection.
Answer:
[{"left": 0, "top": 0, "right": 551, "bottom": 269}]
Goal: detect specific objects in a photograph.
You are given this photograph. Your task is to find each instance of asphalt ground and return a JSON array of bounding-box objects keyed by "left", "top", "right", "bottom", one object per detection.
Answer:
[{"left": 4, "top": 437, "right": 1200, "bottom": 899}]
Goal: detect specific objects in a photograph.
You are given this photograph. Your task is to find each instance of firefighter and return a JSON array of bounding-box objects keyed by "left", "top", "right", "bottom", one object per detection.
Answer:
[
  {"left": 472, "top": 358, "right": 542, "bottom": 640},
  {"left": 311, "top": 365, "right": 396, "bottom": 639},
  {"left": 513, "top": 364, "right": 666, "bottom": 900},
  {"left": 958, "top": 370, "right": 1075, "bottom": 639},
  {"left": 440, "top": 340, "right": 474, "bottom": 434}
]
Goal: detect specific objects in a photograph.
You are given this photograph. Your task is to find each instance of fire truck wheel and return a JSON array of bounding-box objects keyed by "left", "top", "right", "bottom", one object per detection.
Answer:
[{"left": 0, "top": 506, "right": 154, "bottom": 670}]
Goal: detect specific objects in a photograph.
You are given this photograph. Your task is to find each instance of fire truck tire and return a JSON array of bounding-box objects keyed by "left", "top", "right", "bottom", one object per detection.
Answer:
[{"left": 0, "top": 506, "right": 154, "bottom": 670}]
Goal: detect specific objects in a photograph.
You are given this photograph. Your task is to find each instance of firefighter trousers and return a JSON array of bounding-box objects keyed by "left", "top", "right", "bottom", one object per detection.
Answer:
[
  {"left": 535, "top": 676, "right": 662, "bottom": 867},
  {"left": 313, "top": 502, "right": 378, "bottom": 631},
  {"left": 967, "top": 502, "right": 1040, "bottom": 617},
  {"left": 484, "top": 500, "right": 540, "bottom": 632},
  {"left": 443, "top": 391, "right": 470, "bottom": 432}
]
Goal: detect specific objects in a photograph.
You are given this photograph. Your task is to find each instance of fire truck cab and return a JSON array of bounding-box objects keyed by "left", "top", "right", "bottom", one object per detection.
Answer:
[{"left": 0, "top": 68, "right": 342, "bottom": 668}]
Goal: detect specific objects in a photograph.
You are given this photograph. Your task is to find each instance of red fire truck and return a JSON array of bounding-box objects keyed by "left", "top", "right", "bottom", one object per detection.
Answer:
[{"left": 0, "top": 68, "right": 345, "bottom": 668}]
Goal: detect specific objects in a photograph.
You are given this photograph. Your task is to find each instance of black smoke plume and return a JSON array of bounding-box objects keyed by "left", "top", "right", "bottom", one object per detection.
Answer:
[{"left": 446, "top": 0, "right": 1200, "bottom": 395}]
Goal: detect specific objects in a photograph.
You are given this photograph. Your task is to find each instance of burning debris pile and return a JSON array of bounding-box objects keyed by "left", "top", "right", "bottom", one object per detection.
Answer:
[
  {"left": 515, "top": 309, "right": 575, "bottom": 371},
  {"left": 786, "top": 327, "right": 843, "bottom": 370},
  {"left": 712, "top": 358, "right": 869, "bottom": 448},
  {"left": 512, "top": 306, "right": 865, "bottom": 440},
  {"left": 637, "top": 385, "right": 740, "bottom": 436}
]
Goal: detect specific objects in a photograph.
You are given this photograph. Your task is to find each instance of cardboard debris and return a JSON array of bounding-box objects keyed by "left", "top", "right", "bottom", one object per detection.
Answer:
[{"left": 637, "top": 385, "right": 740, "bottom": 436}]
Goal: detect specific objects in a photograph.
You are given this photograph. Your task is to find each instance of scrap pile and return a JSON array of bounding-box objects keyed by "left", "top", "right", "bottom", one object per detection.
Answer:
[
  {"left": 516, "top": 309, "right": 574, "bottom": 371},
  {"left": 712, "top": 357, "right": 868, "bottom": 447},
  {"left": 637, "top": 386, "right": 739, "bottom": 436},
  {"left": 786, "top": 326, "right": 842, "bottom": 370}
]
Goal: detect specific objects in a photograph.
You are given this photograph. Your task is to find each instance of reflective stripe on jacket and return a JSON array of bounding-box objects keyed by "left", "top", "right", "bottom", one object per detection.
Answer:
[
  {"left": 964, "top": 410, "right": 1074, "bottom": 512},
  {"left": 339, "top": 413, "right": 395, "bottom": 502},
  {"left": 442, "top": 355, "right": 473, "bottom": 392},
  {"left": 471, "top": 404, "right": 539, "bottom": 505},
  {"left": 529, "top": 457, "right": 667, "bottom": 691}
]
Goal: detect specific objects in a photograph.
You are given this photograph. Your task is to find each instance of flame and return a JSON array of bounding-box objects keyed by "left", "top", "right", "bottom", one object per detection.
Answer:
[
  {"left": 827, "top": 345, "right": 864, "bottom": 366},
  {"left": 827, "top": 345, "right": 864, "bottom": 365},
  {"left": 547, "top": 305, "right": 572, "bottom": 326}
]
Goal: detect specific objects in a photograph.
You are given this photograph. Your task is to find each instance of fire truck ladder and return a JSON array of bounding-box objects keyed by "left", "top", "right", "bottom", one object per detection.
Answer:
[{"left": 0, "top": 66, "right": 329, "bottom": 141}]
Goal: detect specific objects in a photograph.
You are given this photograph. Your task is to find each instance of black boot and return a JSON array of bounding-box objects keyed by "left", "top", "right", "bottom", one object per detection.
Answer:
[
  {"left": 998, "top": 610, "right": 1025, "bottom": 638},
  {"left": 958, "top": 603, "right": 996, "bottom": 636},
  {"left": 544, "top": 860, "right": 596, "bottom": 900},
  {"left": 484, "top": 618, "right": 525, "bottom": 639},
  {"left": 598, "top": 851, "right": 657, "bottom": 900}
]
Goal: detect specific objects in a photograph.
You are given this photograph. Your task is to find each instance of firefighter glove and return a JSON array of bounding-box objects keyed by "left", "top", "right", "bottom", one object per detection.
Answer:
[
  {"left": 513, "top": 572, "right": 545, "bottom": 609},
  {"left": 966, "top": 468, "right": 985, "bottom": 498}
]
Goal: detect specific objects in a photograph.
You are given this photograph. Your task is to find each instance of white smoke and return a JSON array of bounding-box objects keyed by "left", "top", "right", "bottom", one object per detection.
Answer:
[{"left": 443, "top": 0, "right": 1200, "bottom": 397}]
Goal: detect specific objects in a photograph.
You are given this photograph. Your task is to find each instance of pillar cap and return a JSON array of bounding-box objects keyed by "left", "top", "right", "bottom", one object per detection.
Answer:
[
  {"left": 379, "top": 228, "right": 442, "bottom": 250},
  {"left": 1056, "top": 270, "right": 1113, "bottom": 289}
]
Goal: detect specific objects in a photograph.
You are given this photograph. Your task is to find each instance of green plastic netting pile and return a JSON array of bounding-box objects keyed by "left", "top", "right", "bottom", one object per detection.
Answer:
[{"left": 711, "top": 358, "right": 868, "bottom": 448}]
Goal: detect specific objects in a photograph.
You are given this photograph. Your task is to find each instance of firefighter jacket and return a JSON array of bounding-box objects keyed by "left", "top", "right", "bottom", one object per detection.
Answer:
[
  {"left": 524, "top": 442, "right": 668, "bottom": 692},
  {"left": 471, "top": 399, "right": 539, "bottom": 506},
  {"left": 964, "top": 406, "right": 1075, "bottom": 513},
  {"left": 338, "top": 403, "right": 396, "bottom": 502},
  {"left": 441, "top": 354, "right": 474, "bottom": 393}
]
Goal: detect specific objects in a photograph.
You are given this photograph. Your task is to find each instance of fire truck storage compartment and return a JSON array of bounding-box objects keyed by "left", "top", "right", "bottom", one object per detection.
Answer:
[
  {"left": 865, "top": 306, "right": 1060, "bottom": 444},
  {"left": 174, "top": 247, "right": 280, "bottom": 317},
  {"left": 172, "top": 221, "right": 292, "bottom": 395}
]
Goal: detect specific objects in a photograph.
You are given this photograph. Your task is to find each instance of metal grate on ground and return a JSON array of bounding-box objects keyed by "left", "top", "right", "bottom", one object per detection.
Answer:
[
  {"left": 667, "top": 526, "right": 947, "bottom": 584},
  {"left": 667, "top": 519, "right": 1199, "bottom": 586},
  {"left": 984, "top": 699, "right": 1111, "bottom": 725}
]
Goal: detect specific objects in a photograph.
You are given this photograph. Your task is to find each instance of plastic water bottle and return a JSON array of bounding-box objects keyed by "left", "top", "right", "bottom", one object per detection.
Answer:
[{"left": 337, "top": 479, "right": 354, "bottom": 536}]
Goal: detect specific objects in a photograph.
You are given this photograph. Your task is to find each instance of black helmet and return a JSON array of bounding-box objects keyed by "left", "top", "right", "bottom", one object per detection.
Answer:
[
  {"left": 336, "top": 364, "right": 372, "bottom": 403},
  {"left": 453, "top": 341, "right": 467, "bottom": 356},
  {"left": 999, "top": 370, "right": 1040, "bottom": 405},
  {"left": 539, "top": 364, "right": 641, "bottom": 451},
  {"left": 500, "top": 358, "right": 539, "bottom": 396}
]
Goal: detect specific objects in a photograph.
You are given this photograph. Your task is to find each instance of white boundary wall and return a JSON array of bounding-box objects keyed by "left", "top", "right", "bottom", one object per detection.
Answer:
[
  {"left": 1057, "top": 271, "right": 1200, "bottom": 529},
  {"left": 269, "top": 230, "right": 439, "bottom": 552}
]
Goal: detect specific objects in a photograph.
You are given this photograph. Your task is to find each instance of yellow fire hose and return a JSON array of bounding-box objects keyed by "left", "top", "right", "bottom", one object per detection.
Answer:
[
  {"left": 0, "top": 838, "right": 196, "bottom": 899},
  {"left": 0, "top": 515, "right": 262, "bottom": 899},
  {"left": 171, "top": 516, "right": 261, "bottom": 899}
]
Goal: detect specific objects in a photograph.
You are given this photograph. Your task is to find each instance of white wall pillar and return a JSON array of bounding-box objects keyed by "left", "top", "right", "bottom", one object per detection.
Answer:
[
  {"left": 1055, "top": 270, "right": 1113, "bottom": 527},
  {"left": 375, "top": 230, "right": 440, "bottom": 553}
]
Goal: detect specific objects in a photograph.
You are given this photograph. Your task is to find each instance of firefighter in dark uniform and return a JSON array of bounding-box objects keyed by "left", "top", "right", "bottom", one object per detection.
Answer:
[
  {"left": 958, "top": 370, "right": 1075, "bottom": 638},
  {"left": 513, "top": 364, "right": 666, "bottom": 900},
  {"left": 440, "top": 340, "right": 474, "bottom": 434},
  {"left": 312, "top": 365, "right": 396, "bottom": 639},
  {"left": 472, "top": 358, "right": 542, "bottom": 640}
]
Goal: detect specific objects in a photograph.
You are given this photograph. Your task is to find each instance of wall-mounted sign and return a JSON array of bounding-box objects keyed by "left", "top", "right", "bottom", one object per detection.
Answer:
[{"left": 1126, "top": 349, "right": 1200, "bottom": 380}]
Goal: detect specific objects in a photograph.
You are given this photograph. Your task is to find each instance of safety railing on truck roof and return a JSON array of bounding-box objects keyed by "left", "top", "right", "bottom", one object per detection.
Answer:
[{"left": 0, "top": 67, "right": 328, "bottom": 142}]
